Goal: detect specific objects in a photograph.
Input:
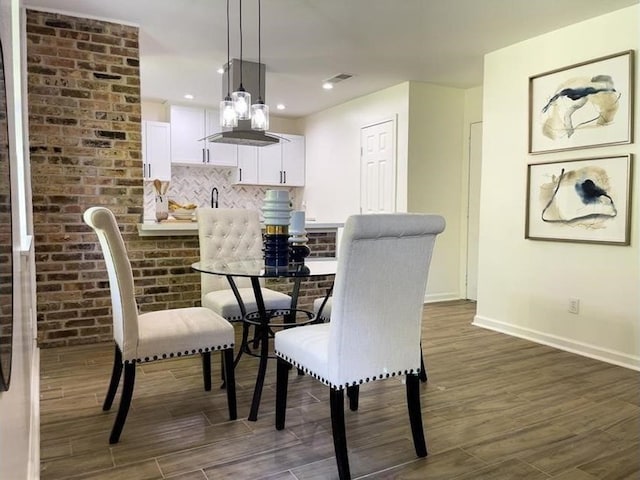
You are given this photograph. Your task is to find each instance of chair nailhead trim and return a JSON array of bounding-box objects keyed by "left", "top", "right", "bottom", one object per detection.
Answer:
[
  {"left": 124, "top": 343, "right": 235, "bottom": 365},
  {"left": 274, "top": 350, "right": 420, "bottom": 389}
]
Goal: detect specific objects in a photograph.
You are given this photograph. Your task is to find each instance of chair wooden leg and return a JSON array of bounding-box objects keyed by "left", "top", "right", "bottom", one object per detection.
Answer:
[
  {"left": 406, "top": 373, "right": 427, "bottom": 457},
  {"left": 201, "top": 351, "right": 212, "bottom": 391},
  {"left": 109, "top": 362, "right": 135, "bottom": 444},
  {"left": 330, "top": 388, "right": 351, "bottom": 480},
  {"left": 275, "top": 358, "right": 290, "bottom": 430},
  {"left": 346, "top": 385, "right": 359, "bottom": 411},
  {"left": 222, "top": 349, "right": 237, "bottom": 420},
  {"left": 103, "top": 344, "right": 123, "bottom": 411}
]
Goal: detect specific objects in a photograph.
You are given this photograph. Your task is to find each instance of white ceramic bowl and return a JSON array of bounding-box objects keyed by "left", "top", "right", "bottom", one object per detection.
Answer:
[{"left": 172, "top": 208, "right": 196, "bottom": 220}]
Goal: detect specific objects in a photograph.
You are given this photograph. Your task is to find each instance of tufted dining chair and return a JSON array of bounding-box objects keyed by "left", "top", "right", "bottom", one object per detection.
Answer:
[
  {"left": 83, "top": 207, "right": 237, "bottom": 444},
  {"left": 196, "top": 208, "right": 292, "bottom": 351},
  {"left": 275, "top": 213, "right": 445, "bottom": 480},
  {"left": 313, "top": 295, "right": 429, "bottom": 382}
]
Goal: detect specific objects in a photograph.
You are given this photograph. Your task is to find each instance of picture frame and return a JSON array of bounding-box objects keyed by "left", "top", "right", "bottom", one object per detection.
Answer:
[
  {"left": 529, "top": 50, "right": 634, "bottom": 154},
  {"left": 525, "top": 155, "right": 632, "bottom": 245}
]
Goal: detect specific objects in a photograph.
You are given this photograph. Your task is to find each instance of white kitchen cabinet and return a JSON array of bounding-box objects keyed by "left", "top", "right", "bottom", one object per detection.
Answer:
[
  {"left": 142, "top": 120, "right": 171, "bottom": 181},
  {"left": 257, "top": 142, "right": 283, "bottom": 185},
  {"left": 205, "top": 109, "right": 238, "bottom": 167},
  {"left": 169, "top": 105, "right": 237, "bottom": 167},
  {"left": 257, "top": 133, "right": 305, "bottom": 186},
  {"left": 235, "top": 145, "right": 258, "bottom": 184},
  {"left": 280, "top": 134, "right": 305, "bottom": 186}
]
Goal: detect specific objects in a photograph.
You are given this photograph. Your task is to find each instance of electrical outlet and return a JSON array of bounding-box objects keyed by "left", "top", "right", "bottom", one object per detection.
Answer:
[{"left": 568, "top": 298, "right": 580, "bottom": 314}]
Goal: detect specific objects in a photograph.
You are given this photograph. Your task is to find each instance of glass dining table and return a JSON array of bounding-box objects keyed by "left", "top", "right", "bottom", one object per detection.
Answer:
[{"left": 192, "top": 257, "right": 337, "bottom": 421}]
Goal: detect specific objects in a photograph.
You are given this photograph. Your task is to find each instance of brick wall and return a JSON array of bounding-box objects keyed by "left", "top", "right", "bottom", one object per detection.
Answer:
[
  {"left": 27, "top": 10, "right": 149, "bottom": 347},
  {"left": 27, "top": 10, "right": 336, "bottom": 348}
]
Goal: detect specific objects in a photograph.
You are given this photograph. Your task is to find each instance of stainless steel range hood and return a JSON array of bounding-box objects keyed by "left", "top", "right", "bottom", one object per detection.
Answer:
[{"left": 204, "top": 59, "right": 283, "bottom": 147}]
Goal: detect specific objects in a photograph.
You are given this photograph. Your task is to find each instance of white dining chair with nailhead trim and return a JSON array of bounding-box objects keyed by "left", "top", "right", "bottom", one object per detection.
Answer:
[
  {"left": 84, "top": 207, "right": 237, "bottom": 444},
  {"left": 275, "top": 213, "right": 445, "bottom": 480},
  {"left": 313, "top": 295, "right": 430, "bottom": 382},
  {"left": 196, "top": 208, "right": 292, "bottom": 358}
]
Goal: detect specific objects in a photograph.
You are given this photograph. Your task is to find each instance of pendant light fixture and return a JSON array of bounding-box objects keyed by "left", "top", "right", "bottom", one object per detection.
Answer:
[
  {"left": 231, "top": 0, "right": 251, "bottom": 120},
  {"left": 251, "top": 0, "right": 269, "bottom": 131},
  {"left": 220, "top": 0, "right": 238, "bottom": 127}
]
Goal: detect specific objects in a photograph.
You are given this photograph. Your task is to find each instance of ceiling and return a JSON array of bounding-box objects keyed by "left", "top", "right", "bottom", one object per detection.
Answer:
[{"left": 23, "top": 0, "right": 638, "bottom": 118}]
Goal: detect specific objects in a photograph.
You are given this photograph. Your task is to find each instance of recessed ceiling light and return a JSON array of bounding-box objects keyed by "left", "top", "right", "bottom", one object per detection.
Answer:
[
  {"left": 184, "top": 94, "right": 194, "bottom": 100},
  {"left": 322, "top": 82, "right": 334, "bottom": 90},
  {"left": 276, "top": 104, "right": 286, "bottom": 110},
  {"left": 217, "top": 67, "right": 224, "bottom": 74}
]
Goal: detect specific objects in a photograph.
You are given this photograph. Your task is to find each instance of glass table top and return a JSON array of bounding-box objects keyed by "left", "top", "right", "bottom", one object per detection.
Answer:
[{"left": 192, "top": 257, "right": 338, "bottom": 278}]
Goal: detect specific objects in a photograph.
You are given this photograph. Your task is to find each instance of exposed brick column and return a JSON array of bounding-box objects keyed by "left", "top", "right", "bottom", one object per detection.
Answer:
[
  {"left": 27, "top": 10, "right": 143, "bottom": 346},
  {"left": 27, "top": 11, "right": 206, "bottom": 348}
]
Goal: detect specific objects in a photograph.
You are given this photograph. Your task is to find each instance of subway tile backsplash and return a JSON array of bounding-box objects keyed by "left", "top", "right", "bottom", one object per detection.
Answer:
[{"left": 144, "top": 164, "right": 302, "bottom": 220}]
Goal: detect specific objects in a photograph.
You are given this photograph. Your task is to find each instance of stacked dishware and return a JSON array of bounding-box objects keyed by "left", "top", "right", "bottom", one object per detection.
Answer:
[{"left": 261, "top": 190, "right": 291, "bottom": 267}]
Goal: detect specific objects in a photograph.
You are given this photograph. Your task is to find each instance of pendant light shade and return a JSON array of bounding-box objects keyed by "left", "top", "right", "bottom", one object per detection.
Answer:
[
  {"left": 221, "top": 0, "right": 237, "bottom": 127},
  {"left": 251, "top": 101, "right": 269, "bottom": 130},
  {"left": 222, "top": 0, "right": 269, "bottom": 131},
  {"left": 250, "top": 0, "right": 269, "bottom": 130},
  {"left": 232, "top": 87, "right": 252, "bottom": 120},
  {"left": 220, "top": 96, "right": 237, "bottom": 127}
]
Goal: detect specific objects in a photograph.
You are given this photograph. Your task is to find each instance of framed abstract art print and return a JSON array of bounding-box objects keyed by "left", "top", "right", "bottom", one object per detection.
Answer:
[
  {"left": 525, "top": 155, "right": 632, "bottom": 245},
  {"left": 529, "top": 50, "right": 634, "bottom": 154}
]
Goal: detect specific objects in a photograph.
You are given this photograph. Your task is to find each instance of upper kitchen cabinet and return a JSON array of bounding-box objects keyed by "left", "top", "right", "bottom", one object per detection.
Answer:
[
  {"left": 142, "top": 120, "right": 171, "bottom": 181},
  {"left": 235, "top": 145, "right": 259, "bottom": 184},
  {"left": 281, "top": 134, "right": 305, "bottom": 186},
  {"left": 169, "top": 105, "right": 237, "bottom": 167},
  {"left": 257, "top": 134, "right": 305, "bottom": 186}
]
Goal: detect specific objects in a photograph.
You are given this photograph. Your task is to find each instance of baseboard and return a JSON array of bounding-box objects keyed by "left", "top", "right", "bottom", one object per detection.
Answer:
[
  {"left": 28, "top": 347, "right": 40, "bottom": 479},
  {"left": 425, "top": 292, "right": 460, "bottom": 303},
  {"left": 473, "top": 315, "right": 640, "bottom": 371}
]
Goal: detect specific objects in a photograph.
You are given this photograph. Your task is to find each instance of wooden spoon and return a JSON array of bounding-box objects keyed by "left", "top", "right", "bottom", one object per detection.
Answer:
[{"left": 153, "top": 179, "right": 161, "bottom": 194}]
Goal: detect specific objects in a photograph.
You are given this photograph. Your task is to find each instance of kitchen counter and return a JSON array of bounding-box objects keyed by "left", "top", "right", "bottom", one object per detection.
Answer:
[{"left": 137, "top": 220, "right": 344, "bottom": 237}]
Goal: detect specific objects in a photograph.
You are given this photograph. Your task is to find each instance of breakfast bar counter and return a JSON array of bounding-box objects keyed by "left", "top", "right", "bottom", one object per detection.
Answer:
[{"left": 137, "top": 220, "right": 344, "bottom": 237}]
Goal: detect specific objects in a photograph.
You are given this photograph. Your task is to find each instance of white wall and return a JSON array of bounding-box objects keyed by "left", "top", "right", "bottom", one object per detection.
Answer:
[
  {"left": 407, "top": 82, "right": 467, "bottom": 301},
  {"left": 0, "top": 0, "right": 40, "bottom": 477},
  {"left": 302, "top": 82, "right": 410, "bottom": 223},
  {"left": 476, "top": 5, "right": 640, "bottom": 369},
  {"left": 303, "top": 81, "right": 469, "bottom": 301}
]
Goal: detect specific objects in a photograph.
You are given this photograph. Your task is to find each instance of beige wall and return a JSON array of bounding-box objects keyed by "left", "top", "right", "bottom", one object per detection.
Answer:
[
  {"left": 302, "top": 81, "right": 468, "bottom": 301},
  {"left": 407, "top": 82, "right": 466, "bottom": 300},
  {"left": 302, "top": 82, "right": 410, "bottom": 223},
  {"left": 0, "top": 0, "right": 39, "bottom": 477},
  {"left": 476, "top": 5, "right": 640, "bottom": 369}
]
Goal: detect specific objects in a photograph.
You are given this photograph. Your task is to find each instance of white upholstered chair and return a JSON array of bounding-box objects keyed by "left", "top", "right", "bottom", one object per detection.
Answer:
[
  {"left": 275, "top": 213, "right": 445, "bottom": 480},
  {"left": 196, "top": 208, "right": 292, "bottom": 352},
  {"left": 313, "top": 296, "right": 429, "bottom": 382},
  {"left": 84, "top": 207, "right": 237, "bottom": 444}
]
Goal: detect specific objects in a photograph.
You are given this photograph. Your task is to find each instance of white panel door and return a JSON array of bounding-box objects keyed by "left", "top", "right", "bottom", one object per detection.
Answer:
[
  {"left": 360, "top": 120, "right": 395, "bottom": 213},
  {"left": 466, "top": 122, "right": 482, "bottom": 301}
]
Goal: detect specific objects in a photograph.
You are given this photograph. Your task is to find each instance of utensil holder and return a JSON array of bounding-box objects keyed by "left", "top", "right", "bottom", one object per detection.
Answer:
[{"left": 155, "top": 195, "right": 168, "bottom": 222}]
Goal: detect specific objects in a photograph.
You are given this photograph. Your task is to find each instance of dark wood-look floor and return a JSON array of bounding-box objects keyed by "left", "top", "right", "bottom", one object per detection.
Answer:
[{"left": 40, "top": 301, "right": 640, "bottom": 479}]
